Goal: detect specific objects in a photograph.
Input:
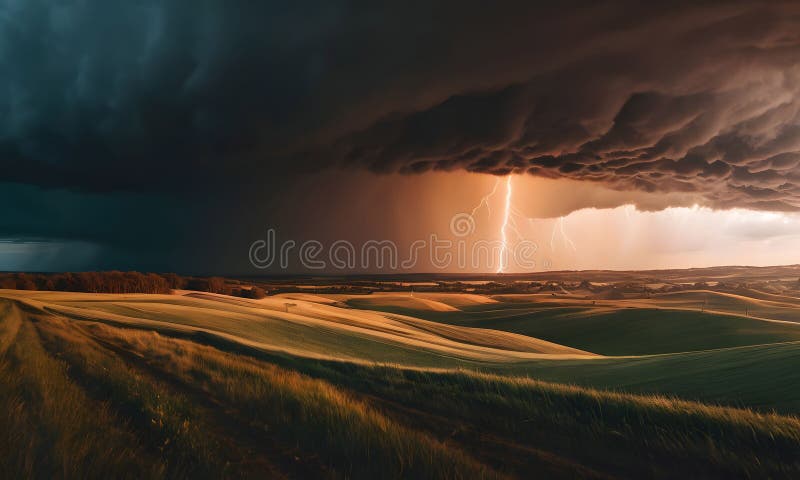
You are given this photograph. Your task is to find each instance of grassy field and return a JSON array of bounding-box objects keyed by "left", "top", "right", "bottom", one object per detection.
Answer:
[
  {"left": 336, "top": 291, "right": 800, "bottom": 355},
  {"left": 2, "top": 289, "right": 800, "bottom": 478}
]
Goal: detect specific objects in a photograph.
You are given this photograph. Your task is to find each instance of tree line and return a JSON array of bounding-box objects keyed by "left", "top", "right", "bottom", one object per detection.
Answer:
[{"left": 0, "top": 272, "right": 266, "bottom": 298}]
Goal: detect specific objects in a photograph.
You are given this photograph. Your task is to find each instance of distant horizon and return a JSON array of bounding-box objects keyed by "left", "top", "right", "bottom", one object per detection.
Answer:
[
  {"left": 3, "top": 262, "right": 800, "bottom": 279},
  {"left": 3, "top": 3, "right": 800, "bottom": 478}
]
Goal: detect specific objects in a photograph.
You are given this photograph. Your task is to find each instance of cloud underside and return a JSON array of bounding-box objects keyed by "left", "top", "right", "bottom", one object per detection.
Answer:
[
  {"left": 2, "top": 1, "right": 800, "bottom": 211},
  {"left": 340, "top": 79, "right": 800, "bottom": 212}
]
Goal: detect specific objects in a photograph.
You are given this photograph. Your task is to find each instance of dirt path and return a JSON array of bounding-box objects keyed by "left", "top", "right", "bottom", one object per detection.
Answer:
[
  {"left": 71, "top": 321, "right": 333, "bottom": 480},
  {"left": 0, "top": 301, "right": 22, "bottom": 356}
]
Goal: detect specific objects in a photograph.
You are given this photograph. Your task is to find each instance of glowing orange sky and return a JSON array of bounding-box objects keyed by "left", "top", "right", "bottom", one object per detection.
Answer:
[{"left": 274, "top": 170, "right": 800, "bottom": 273}]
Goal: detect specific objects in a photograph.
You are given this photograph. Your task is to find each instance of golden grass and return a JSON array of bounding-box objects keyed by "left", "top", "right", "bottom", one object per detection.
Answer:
[
  {"left": 276, "top": 361, "right": 800, "bottom": 478},
  {"left": 85, "top": 318, "right": 800, "bottom": 478},
  {"left": 33, "top": 315, "right": 239, "bottom": 478},
  {"left": 11, "top": 290, "right": 594, "bottom": 365},
  {"left": 0, "top": 308, "right": 163, "bottom": 478},
  {"left": 91, "top": 322, "right": 500, "bottom": 479},
  {"left": 4, "top": 291, "right": 800, "bottom": 479},
  {"left": 0, "top": 301, "right": 21, "bottom": 356}
]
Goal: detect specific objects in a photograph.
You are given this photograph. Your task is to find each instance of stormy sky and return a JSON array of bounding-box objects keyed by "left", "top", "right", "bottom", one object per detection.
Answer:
[{"left": 2, "top": 0, "right": 800, "bottom": 273}]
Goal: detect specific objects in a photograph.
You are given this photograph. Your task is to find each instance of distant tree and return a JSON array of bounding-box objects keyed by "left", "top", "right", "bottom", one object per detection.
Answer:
[
  {"left": 15, "top": 273, "right": 37, "bottom": 291},
  {"left": 0, "top": 271, "right": 218, "bottom": 295},
  {"left": 39, "top": 278, "right": 56, "bottom": 291},
  {"left": 145, "top": 273, "right": 170, "bottom": 294},
  {"left": 54, "top": 272, "right": 75, "bottom": 291},
  {"left": 207, "top": 277, "right": 227, "bottom": 294},
  {"left": 185, "top": 276, "right": 228, "bottom": 294},
  {"left": 186, "top": 278, "right": 209, "bottom": 292},
  {"left": 162, "top": 273, "right": 186, "bottom": 290}
]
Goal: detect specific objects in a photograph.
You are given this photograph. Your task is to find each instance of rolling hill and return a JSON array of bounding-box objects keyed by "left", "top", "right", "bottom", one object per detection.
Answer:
[
  {"left": 3, "top": 288, "right": 800, "bottom": 478},
  {"left": 332, "top": 291, "right": 800, "bottom": 355}
]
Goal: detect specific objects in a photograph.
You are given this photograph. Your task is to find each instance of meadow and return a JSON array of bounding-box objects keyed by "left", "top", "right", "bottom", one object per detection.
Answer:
[{"left": 2, "top": 283, "right": 800, "bottom": 478}]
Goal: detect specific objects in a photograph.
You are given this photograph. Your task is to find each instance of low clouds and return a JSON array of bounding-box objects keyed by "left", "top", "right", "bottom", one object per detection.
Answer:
[
  {"left": 333, "top": 5, "right": 800, "bottom": 212},
  {"left": 1, "top": 0, "right": 800, "bottom": 267}
]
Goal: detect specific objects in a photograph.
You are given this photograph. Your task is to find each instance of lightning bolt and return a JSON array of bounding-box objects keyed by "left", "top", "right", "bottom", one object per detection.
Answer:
[
  {"left": 463, "top": 174, "right": 577, "bottom": 272},
  {"left": 470, "top": 177, "right": 501, "bottom": 218},
  {"left": 559, "top": 216, "right": 577, "bottom": 251},
  {"left": 497, "top": 176, "right": 512, "bottom": 273},
  {"left": 550, "top": 216, "right": 576, "bottom": 252}
]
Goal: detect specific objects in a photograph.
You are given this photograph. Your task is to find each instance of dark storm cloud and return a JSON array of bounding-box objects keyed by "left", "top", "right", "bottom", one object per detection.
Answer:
[
  {"left": 329, "top": 2, "right": 800, "bottom": 212},
  {"left": 2, "top": 0, "right": 800, "bottom": 241}
]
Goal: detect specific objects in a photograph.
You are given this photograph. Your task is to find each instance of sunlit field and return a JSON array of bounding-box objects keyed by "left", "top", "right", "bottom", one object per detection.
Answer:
[
  {"left": 6, "top": 1, "right": 800, "bottom": 478},
  {"left": 3, "top": 281, "right": 800, "bottom": 478}
]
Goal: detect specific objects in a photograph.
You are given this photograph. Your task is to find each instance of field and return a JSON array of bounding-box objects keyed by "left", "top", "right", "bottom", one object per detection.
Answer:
[{"left": 3, "top": 272, "right": 800, "bottom": 478}]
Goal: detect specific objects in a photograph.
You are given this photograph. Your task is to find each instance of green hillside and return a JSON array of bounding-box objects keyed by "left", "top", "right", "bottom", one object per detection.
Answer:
[
  {"left": 340, "top": 292, "right": 800, "bottom": 355},
  {"left": 3, "top": 289, "right": 800, "bottom": 478}
]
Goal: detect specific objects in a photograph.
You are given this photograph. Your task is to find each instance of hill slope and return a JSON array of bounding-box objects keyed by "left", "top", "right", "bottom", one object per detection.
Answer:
[
  {"left": 3, "top": 292, "right": 800, "bottom": 479},
  {"left": 1, "top": 290, "right": 594, "bottom": 369},
  {"left": 330, "top": 291, "right": 800, "bottom": 355}
]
